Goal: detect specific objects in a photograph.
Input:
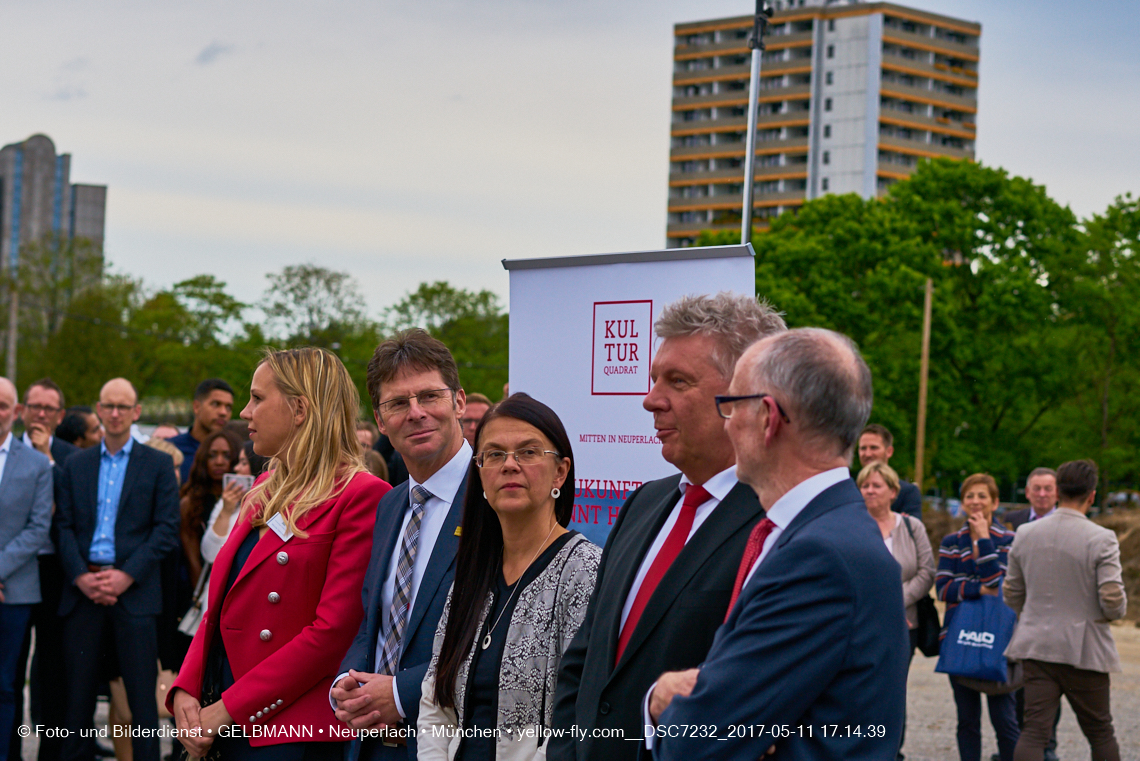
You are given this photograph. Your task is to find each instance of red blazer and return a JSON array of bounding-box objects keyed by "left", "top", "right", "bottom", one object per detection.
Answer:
[{"left": 169, "top": 470, "right": 390, "bottom": 745}]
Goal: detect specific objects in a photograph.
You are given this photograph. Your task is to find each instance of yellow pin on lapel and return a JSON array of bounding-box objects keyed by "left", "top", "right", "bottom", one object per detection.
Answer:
[{"left": 454, "top": 526, "right": 462, "bottom": 536}]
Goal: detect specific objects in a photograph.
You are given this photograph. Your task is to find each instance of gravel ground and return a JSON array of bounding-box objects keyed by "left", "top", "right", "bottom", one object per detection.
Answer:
[
  {"left": 19, "top": 622, "right": 1140, "bottom": 760},
  {"left": 901, "top": 620, "right": 1140, "bottom": 760}
]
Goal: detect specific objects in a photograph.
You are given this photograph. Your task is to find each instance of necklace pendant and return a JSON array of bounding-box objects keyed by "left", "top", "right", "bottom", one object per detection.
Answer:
[{"left": 481, "top": 633, "right": 492, "bottom": 650}]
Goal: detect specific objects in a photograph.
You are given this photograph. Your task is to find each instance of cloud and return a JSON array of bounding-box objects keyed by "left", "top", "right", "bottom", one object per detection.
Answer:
[
  {"left": 195, "top": 41, "right": 234, "bottom": 65},
  {"left": 45, "top": 85, "right": 87, "bottom": 101},
  {"left": 61, "top": 57, "right": 89, "bottom": 72}
]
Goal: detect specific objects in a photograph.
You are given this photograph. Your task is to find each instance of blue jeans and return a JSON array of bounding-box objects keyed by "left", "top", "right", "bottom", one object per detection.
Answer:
[
  {"left": 950, "top": 676, "right": 1020, "bottom": 761},
  {"left": 0, "top": 604, "right": 33, "bottom": 761}
]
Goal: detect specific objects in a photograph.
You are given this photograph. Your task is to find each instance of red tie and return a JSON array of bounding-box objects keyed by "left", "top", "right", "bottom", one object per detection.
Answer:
[
  {"left": 725, "top": 518, "right": 777, "bottom": 622},
  {"left": 615, "top": 484, "right": 711, "bottom": 664}
]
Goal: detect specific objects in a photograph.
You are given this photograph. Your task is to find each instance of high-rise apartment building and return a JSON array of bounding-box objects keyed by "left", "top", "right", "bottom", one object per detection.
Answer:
[
  {"left": 0, "top": 133, "right": 106, "bottom": 272},
  {"left": 667, "top": 0, "right": 980, "bottom": 247}
]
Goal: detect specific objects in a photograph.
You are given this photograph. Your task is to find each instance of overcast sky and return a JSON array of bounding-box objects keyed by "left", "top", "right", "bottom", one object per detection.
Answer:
[{"left": 3, "top": 0, "right": 1138, "bottom": 316}]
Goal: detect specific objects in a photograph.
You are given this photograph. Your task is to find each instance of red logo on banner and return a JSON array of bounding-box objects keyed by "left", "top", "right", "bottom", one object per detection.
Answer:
[{"left": 591, "top": 300, "right": 652, "bottom": 395}]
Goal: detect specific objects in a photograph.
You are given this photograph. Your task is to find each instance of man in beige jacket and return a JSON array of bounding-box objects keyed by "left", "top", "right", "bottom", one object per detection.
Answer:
[{"left": 1004, "top": 459, "right": 1126, "bottom": 761}]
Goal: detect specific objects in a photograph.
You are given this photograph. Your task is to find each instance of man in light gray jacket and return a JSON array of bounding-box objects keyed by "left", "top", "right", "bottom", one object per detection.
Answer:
[
  {"left": 0, "top": 377, "right": 54, "bottom": 761},
  {"left": 1004, "top": 459, "right": 1126, "bottom": 761}
]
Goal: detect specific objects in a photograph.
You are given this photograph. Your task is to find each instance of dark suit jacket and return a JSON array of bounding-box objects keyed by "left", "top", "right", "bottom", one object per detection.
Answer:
[
  {"left": 891, "top": 479, "right": 922, "bottom": 520},
  {"left": 50, "top": 436, "right": 79, "bottom": 468},
  {"left": 654, "top": 479, "right": 908, "bottom": 760},
  {"left": 337, "top": 474, "right": 467, "bottom": 761},
  {"left": 54, "top": 442, "right": 181, "bottom": 617},
  {"left": 1004, "top": 506, "right": 1055, "bottom": 531},
  {"left": 549, "top": 475, "right": 763, "bottom": 761}
]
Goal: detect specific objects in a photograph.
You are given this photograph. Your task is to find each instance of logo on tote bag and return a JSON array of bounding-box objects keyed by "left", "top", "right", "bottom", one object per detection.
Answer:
[{"left": 956, "top": 629, "right": 996, "bottom": 648}]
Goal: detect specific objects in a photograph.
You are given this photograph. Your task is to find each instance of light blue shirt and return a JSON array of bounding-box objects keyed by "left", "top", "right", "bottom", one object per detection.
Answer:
[{"left": 89, "top": 437, "right": 134, "bottom": 565}]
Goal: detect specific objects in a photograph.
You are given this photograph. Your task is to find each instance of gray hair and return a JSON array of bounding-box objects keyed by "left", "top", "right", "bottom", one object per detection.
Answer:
[
  {"left": 655, "top": 292, "right": 787, "bottom": 378},
  {"left": 747, "top": 328, "right": 873, "bottom": 460}
]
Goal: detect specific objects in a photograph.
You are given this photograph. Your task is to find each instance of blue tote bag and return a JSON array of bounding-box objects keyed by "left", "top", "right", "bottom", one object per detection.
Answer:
[{"left": 935, "top": 594, "right": 1017, "bottom": 683}]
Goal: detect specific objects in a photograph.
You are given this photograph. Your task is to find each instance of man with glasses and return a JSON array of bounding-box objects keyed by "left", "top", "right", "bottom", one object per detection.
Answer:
[
  {"left": 18, "top": 378, "right": 78, "bottom": 468},
  {"left": 55, "top": 378, "right": 180, "bottom": 761},
  {"left": 332, "top": 329, "right": 471, "bottom": 761},
  {"left": 459, "top": 392, "right": 493, "bottom": 447},
  {"left": 550, "top": 293, "right": 784, "bottom": 761}
]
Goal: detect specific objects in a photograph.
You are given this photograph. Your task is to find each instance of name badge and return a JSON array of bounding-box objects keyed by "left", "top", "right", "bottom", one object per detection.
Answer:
[{"left": 267, "top": 513, "right": 293, "bottom": 542}]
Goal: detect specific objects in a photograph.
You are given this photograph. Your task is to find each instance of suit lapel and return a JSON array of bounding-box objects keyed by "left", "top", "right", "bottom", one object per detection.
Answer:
[
  {"left": 365, "top": 483, "right": 410, "bottom": 669},
  {"left": 761, "top": 479, "right": 858, "bottom": 569},
  {"left": 229, "top": 490, "right": 341, "bottom": 592},
  {"left": 614, "top": 482, "right": 762, "bottom": 672},
  {"left": 116, "top": 445, "right": 144, "bottom": 513},
  {"left": 401, "top": 473, "right": 468, "bottom": 653}
]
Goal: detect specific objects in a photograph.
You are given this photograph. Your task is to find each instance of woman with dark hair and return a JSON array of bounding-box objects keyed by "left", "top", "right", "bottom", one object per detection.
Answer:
[
  {"left": 180, "top": 428, "right": 243, "bottom": 587},
  {"left": 201, "top": 441, "right": 271, "bottom": 564},
  {"left": 418, "top": 394, "right": 600, "bottom": 761}
]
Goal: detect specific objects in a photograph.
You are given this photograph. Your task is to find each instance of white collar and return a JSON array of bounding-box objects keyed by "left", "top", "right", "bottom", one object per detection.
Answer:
[
  {"left": 22, "top": 431, "right": 52, "bottom": 450},
  {"left": 1029, "top": 505, "right": 1056, "bottom": 521},
  {"left": 679, "top": 465, "right": 739, "bottom": 502},
  {"left": 409, "top": 439, "right": 473, "bottom": 507},
  {"left": 0, "top": 431, "right": 11, "bottom": 454},
  {"left": 764, "top": 466, "right": 851, "bottom": 530}
]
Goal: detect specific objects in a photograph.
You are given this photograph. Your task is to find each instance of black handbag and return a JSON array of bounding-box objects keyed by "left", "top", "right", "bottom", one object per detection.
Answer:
[{"left": 902, "top": 515, "right": 941, "bottom": 657}]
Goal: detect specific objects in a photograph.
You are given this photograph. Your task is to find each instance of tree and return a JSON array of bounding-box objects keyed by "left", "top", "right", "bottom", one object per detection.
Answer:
[
  {"left": 385, "top": 282, "right": 508, "bottom": 398},
  {"left": 172, "top": 275, "right": 246, "bottom": 346},
  {"left": 261, "top": 264, "right": 371, "bottom": 346}
]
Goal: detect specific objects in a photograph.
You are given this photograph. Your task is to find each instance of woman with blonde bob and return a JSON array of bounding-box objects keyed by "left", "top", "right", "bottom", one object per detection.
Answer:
[
  {"left": 169, "top": 348, "right": 391, "bottom": 760},
  {"left": 856, "top": 460, "right": 934, "bottom": 760}
]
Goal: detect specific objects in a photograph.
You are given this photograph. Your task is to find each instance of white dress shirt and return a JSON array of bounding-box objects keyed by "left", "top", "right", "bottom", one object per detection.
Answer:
[
  {"left": 0, "top": 432, "right": 12, "bottom": 489},
  {"left": 332, "top": 440, "right": 472, "bottom": 718},
  {"left": 620, "top": 466, "right": 739, "bottom": 631},
  {"left": 643, "top": 466, "right": 851, "bottom": 747},
  {"left": 1029, "top": 505, "right": 1056, "bottom": 522},
  {"left": 22, "top": 431, "right": 53, "bottom": 462}
]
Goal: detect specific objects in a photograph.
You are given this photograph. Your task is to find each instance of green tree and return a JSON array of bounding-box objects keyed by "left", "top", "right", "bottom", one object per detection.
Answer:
[
  {"left": 172, "top": 275, "right": 246, "bottom": 346},
  {"left": 261, "top": 264, "right": 371, "bottom": 346},
  {"left": 385, "top": 281, "right": 508, "bottom": 399}
]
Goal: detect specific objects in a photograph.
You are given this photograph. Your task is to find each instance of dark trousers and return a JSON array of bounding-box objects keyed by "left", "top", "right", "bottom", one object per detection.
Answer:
[
  {"left": 27, "top": 555, "right": 67, "bottom": 761},
  {"left": 1013, "top": 659, "right": 1119, "bottom": 761},
  {"left": 0, "top": 604, "right": 33, "bottom": 761},
  {"left": 950, "top": 677, "right": 1019, "bottom": 761},
  {"left": 1014, "top": 685, "right": 1060, "bottom": 755},
  {"left": 60, "top": 598, "right": 159, "bottom": 761}
]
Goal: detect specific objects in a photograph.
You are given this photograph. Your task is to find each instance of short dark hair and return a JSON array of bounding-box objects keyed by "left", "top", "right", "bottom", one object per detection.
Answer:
[
  {"left": 1026, "top": 467, "right": 1057, "bottom": 483},
  {"left": 366, "top": 329, "right": 461, "bottom": 412},
  {"left": 55, "top": 411, "right": 89, "bottom": 444},
  {"left": 67, "top": 405, "right": 93, "bottom": 415},
  {"left": 465, "top": 392, "right": 493, "bottom": 407},
  {"left": 1057, "top": 460, "right": 1098, "bottom": 502},
  {"left": 26, "top": 377, "right": 65, "bottom": 408},
  {"left": 194, "top": 378, "right": 234, "bottom": 401},
  {"left": 860, "top": 424, "right": 893, "bottom": 449}
]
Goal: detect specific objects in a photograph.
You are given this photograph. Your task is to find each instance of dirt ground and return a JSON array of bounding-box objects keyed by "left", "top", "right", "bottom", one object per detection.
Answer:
[{"left": 901, "top": 611, "right": 1140, "bottom": 760}]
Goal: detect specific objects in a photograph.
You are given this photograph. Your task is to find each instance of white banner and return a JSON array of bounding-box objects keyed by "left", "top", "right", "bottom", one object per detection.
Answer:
[{"left": 504, "top": 245, "right": 755, "bottom": 546}]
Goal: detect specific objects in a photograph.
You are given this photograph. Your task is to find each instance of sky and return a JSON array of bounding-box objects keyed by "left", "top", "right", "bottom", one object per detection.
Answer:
[{"left": 3, "top": 0, "right": 1138, "bottom": 317}]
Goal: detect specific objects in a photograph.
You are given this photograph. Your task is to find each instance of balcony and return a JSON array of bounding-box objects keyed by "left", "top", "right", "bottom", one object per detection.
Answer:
[
  {"left": 669, "top": 190, "right": 808, "bottom": 212},
  {"left": 879, "top": 81, "right": 976, "bottom": 113},
  {"left": 878, "top": 135, "right": 973, "bottom": 161},
  {"left": 667, "top": 222, "right": 754, "bottom": 240},
  {"left": 881, "top": 27, "right": 979, "bottom": 61},
  {"left": 879, "top": 108, "right": 976, "bottom": 139},
  {"left": 671, "top": 111, "right": 811, "bottom": 136},
  {"left": 674, "top": 31, "right": 814, "bottom": 60},
  {"left": 669, "top": 163, "right": 811, "bottom": 186},
  {"left": 670, "top": 136, "right": 810, "bottom": 162},
  {"left": 877, "top": 161, "right": 916, "bottom": 180},
  {"left": 674, "top": 84, "right": 811, "bottom": 111},
  {"left": 881, "top": 51, "right": 978, "bottom": 87},
  {"left": 674, "top": 57, "right": 813, "bottom": 86}
]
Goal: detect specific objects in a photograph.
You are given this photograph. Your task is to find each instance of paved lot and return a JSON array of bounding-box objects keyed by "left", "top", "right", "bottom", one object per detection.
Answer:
[{"left": 901, "top": 620, "right": 1140, "bottom": 760}]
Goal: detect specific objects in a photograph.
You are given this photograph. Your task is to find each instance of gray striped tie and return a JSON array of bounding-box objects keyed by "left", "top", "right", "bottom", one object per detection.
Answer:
[{"left": 377, "top": 484, "right": 432, "bottom": 676}]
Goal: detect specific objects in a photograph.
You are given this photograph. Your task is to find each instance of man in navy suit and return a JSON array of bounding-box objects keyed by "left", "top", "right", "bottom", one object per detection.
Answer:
[
  {"left": 648, "top": 328, "right": 908, "bottom": 760},
  {"left": 55, "top": 378, "right": 180, "bottom": 761},
  {"left": 332, "top": 329, "right": 472, "bottom": 760}
]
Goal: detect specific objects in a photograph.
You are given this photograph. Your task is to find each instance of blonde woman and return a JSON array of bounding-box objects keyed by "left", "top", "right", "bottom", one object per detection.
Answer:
[{"left": 169, "top": 348, "right": 391, "bottom": 760}]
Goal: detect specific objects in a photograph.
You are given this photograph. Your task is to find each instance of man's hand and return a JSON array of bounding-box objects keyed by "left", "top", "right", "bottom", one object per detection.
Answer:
[
  {"left": 95, "top": 569, "right": 135, "bottom": 598},
  {"left": 649, "top": 668, "right": 700, "bottom": 724},
  {"left": 332, "top": 670, "right": 400, "bottom": 728},
  {"left": 27, "top": 423, "right": 52, "bottom": 458},
  {"left": 75, "top": 573, "right": 117, "bottom": 605},
  {"left": 173, "top": 688, "right": 211, "bottom": 758}
]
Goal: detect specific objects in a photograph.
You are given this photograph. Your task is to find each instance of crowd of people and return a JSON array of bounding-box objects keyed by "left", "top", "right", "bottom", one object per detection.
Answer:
[{"left": 0, "top": 292, "right": 1129, "bottom": 761}]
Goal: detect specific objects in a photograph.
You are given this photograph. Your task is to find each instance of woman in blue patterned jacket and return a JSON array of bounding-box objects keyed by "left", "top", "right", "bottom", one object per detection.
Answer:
[{"left": 936, "top": 473, "right": 1019, "bottom": 761}]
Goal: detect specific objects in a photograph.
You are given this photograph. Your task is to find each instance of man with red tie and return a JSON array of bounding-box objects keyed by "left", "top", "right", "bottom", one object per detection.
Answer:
[
  {"left": 549, "top": 293, "right": 785, "bottom": 761},
  {"left": 647, "top": 328, "right": 908, "bottom": 760}
]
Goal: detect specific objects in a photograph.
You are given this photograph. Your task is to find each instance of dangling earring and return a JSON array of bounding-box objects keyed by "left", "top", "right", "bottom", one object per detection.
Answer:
[{"left": 551, "top": 487, "right": 561, "bottom": 499}]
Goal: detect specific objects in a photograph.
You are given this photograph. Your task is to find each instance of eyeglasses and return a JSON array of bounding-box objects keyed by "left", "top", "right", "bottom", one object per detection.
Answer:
[
  {"left": 714, "top": 393, "right": 791, "bottom": 423},
  {"left": 474, "top": 448, "right": 561, "bottom": 469},
  {"left": 97, "top": 403, "right": 136, "bottom": 415},
  {"left": 24, "top": 404, "right": 62, "bottom": 415},
  {"left": 378, "top": 388, "right": 454, "bottom": 417}
]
